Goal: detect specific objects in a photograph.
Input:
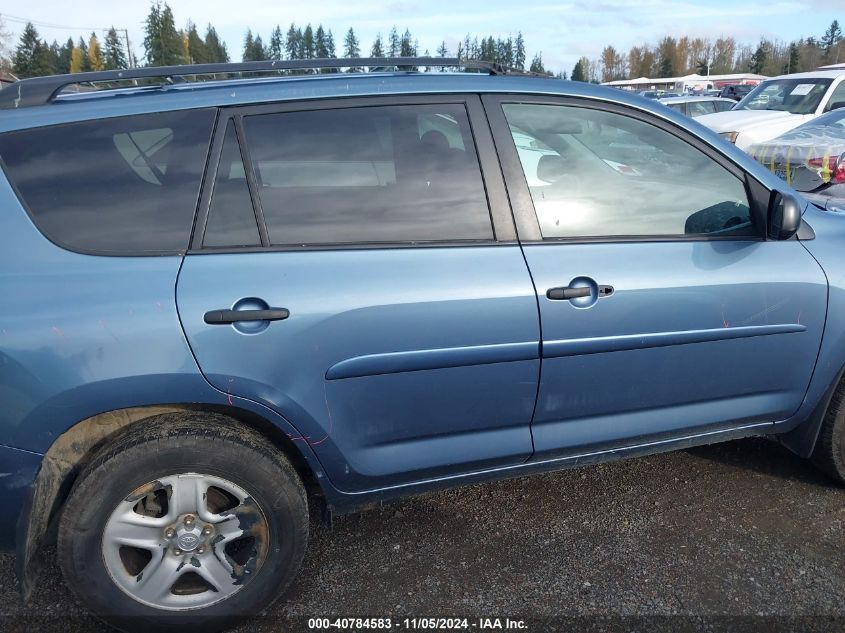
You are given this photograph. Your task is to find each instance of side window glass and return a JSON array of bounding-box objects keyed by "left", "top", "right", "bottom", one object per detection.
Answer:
[
  {"left": 203, "top": 121, "right": 261, "bottom": 248},
  {"left": 826, "top": 81, "right": 845, "bottom": 111},
  {"left": 688, "top": 101, "right": 716, "bottom": 117},
  {"left": 0, "top": 110, "right": 214, "bottom": 253},
  {"left": 240, "top": 104, "right": 493, "bottom": 245},
  {"left": 715, "top": 100, "right": 734, "bottom": 112},
  {"left": 502, "top": 103, "right": 754, "bottom": 239}
]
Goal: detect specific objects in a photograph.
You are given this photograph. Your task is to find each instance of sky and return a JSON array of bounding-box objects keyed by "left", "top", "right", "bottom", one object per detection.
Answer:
[{"left": 3, "top": 0, "right": 845, "bottom": 74}]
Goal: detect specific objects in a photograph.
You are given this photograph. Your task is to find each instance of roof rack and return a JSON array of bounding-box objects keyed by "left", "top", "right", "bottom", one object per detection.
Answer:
[{"left": 0, "top": 57, "right": 530, "bottom": 110}]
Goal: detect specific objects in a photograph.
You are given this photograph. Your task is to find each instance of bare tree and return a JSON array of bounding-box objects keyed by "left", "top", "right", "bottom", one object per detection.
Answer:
[{"left": 0, "top": 14, "right": 13, "bottom": 74}]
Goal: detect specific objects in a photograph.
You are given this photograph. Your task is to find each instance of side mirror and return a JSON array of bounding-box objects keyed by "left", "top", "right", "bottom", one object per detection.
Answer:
[
  {"left": 537, "top": 155, "right": 567, "bottom": 183},
  {"left": 768, "top": 192, "right": 802, "bottom": 240}
]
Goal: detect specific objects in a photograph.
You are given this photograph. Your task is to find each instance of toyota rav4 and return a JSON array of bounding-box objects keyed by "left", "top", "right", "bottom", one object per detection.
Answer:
[{"left": 1, "top": 58, "right": 844, "bottom": 631}]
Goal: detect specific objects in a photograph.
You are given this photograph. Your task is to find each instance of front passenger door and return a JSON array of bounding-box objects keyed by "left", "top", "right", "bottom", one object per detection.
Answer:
[{"left": 484, "top": 95, "right": 827, "bottom": 458}]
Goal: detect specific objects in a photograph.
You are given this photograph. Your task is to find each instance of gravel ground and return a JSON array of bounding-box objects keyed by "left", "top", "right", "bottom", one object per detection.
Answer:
[{"left": 1, "top": 437, "right": 844, "bottom": 632}]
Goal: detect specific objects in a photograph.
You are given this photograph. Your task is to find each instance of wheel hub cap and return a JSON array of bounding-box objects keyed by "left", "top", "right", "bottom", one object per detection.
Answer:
[{"left": 176, "top": 529, "right": 201, "bottom": 552}]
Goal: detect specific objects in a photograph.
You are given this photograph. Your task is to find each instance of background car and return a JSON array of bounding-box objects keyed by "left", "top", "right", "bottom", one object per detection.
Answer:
[
  {"left": 698, "top": 70, "right": 845, "bottom": 150},
  {"left": 748, "top": 107, "right": 845, "bottom": 199},
  {"left": 719, "top": 84, "right": 754, "bottom": 101},
  {"left": 659, "top": 96, "right": 736, "bottom": 118}
]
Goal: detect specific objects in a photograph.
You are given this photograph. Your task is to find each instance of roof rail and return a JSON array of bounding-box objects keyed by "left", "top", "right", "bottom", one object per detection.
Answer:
[{"left": 0, "top": 57, "right": 523, "bottom": 110}]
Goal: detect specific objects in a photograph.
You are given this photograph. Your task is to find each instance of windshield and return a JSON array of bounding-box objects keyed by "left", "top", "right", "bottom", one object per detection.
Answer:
[{"left": 735, "top": 78, "right": 833, "bottom": 114}]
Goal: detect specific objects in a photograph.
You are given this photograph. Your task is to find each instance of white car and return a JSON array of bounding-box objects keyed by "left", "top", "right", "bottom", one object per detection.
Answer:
[
  {"left": 658, "top": 96, "right": 736, "bottom": 118},
  {"left": 697, "top": 70, "right": 845, "bottom": 150}
]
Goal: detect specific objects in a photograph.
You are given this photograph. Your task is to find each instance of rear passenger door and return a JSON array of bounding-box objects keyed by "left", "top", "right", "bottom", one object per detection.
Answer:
[{"left": 177, "top": 96, "right": 541, "bottom": 492}]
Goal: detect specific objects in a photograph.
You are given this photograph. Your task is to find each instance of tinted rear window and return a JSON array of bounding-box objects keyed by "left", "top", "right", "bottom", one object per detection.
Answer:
[
  {"left": 238, "top": 104, "right": 494, "bottom": 245},
  {"left": 0, "top": 109, "right": 215, "bottom": 254}
]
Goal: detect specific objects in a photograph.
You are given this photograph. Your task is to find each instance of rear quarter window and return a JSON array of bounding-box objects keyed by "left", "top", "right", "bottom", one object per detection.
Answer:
[{"left": 0, "top": 109, "right": 215, "bottom": 254}]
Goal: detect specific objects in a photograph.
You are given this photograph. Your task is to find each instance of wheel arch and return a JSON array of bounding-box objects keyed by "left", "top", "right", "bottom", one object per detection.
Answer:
[
  {"left": 779, "top": 362, "right": 845, "bottom": 458},
  {"left": 16, "top": 402, "right": 329, "bottom": 600}
]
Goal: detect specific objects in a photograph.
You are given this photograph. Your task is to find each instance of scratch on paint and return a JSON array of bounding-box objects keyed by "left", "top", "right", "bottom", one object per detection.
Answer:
[
  {"left": 98, "top": 319, "right": 120, "bottom": 342},
  {"left": 721, "top": 307, "right": 729, "bottom": 328},
  {"left": 226, "top": 377, "right": 234, "bottom": 405},
  {"left": 51, "top": 326, "right": 65, "bottom": 338},
  {"left": 308, "top": 384, "right": 335, "bottom": 446},
  {"left": 155, "top": 301, "right": 163, "bottom": 311},
  {"left": 797, "top": 310, "right": 802, "bottom": 325}
]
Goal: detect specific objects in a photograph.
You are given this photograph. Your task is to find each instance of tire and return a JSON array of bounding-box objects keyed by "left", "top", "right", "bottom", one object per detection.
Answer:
[
  {"left": 57, "top": 412, "right": 309, "bottom": 632},
  {"left": 812, "top": 380, "right": 845, "bottom": 484}
]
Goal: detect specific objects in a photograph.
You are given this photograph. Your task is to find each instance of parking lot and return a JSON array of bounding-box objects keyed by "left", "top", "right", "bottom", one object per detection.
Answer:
[{"left": 1, "top": 436, "right": 843, "bottom": 632}]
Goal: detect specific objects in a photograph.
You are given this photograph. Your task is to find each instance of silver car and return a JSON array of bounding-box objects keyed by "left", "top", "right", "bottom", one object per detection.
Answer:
[{"left": 659, "top": 96, "right": 736, "bottom": 118}]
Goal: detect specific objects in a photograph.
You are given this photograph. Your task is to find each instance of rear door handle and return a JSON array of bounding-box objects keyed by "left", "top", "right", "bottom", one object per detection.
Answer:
[
  {"left": 546, "top": 286, "right": 592, "bottom": 300},
  {"left": 204, "top": 308, "right": 290, "bottom": 324}
]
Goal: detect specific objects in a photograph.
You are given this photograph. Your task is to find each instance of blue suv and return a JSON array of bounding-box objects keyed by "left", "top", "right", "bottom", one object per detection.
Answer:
[{"left": 1, "top": 57, "right": 844, "bottom": 630}]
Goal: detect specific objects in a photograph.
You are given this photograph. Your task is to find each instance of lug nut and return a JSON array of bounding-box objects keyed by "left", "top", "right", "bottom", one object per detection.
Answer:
[
  {"left": 197, "top": 546, "right": 206, "bottom": 554},
  {"left": 184, "top": 515, "right": 195, "bottom": 527},
  {"left": 174, "top": 548, "right": 183, "bottom": 556},
  {"left": 164, "top": 527, "right": 176, "bottom": 539},
  {"left": 202, "top": 525, "right": 212, "bottom": 535}
]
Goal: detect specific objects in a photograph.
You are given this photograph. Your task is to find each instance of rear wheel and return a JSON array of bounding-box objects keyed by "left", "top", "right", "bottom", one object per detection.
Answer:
[
  {"left": 812, "top": 381, "right": 845, "bottom": 484},
  {"left": 57, "top": 413, "right": 308, "bottom": 631}
]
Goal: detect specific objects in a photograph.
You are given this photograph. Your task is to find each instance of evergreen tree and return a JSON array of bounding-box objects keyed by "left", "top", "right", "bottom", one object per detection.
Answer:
[
  {"left": 76, "top": 37, "right": 92, "bottom": 72},
  {"left": 303, "top": 25, "right": 315, "bottom": 59},
  {"left": 45, "top": 40, "right": 59, "bottom": 73},
  {"left": 514, "top": 32, "right": 526, "bottom": 70},
  {"left": 315, "top": 25, "right": 328, "bottom": 58},
  {"left": 371, "top": 33, "right": 384, "bottom": 57},
  {"left": 749, "top": 39, "right": 768, "bottom": 74},
  {"left": 571, "top": 58, "right": 585, "bottom": 81},
  {"left": 242, "top": 29, "right": 267, "bottom": 61},
  {"left": 103, "top": 28, "right": 127, "bottom": 69},
  {"left": 204, "top": 25, "right": 228, "bottom": 62},
  {"left": 144, "top": 1, "right": 185, "bottom": 66},
  {"left": 784, "top": 42, "right": 800, "bottom": 74},
  {"left": 388, "top": 27, "right": 400, "bottom": 57},
  {"left": 285, "top": 23, "right": 301, "bottom": 59},
  {"left": 326, "top": 30, "right": 336, "bottom": 58},
  {"left": 437, "top": 40, "right": 448, "bottom": 58},
  {"left": 460, "top": 34, "right": 472, "bottom": 61},
  {"left": 12, "top": 22, "right": 54, "bottom": 78},
  {"left": 529, "top": 52, "right": 545, "bottom": 74},
  {"left": 184, "top": 22, "right": 206, "bottom": 64},
  {"left": 344, "top": 28, "right": 361, "bottom": 72},
  {"left": 269, "top": 26, "right": 283, "bottom": 60},
  {"left": 57, "top": 37, "right": 74, "bottom": 74},
  {"left": 243, "top": 29, "right": 254, "bottom": 61},
  {"left": 400, "top": 29, "right": 415, "bottom": 56},
  {"left": 498, "top": 37, "right": 514, "bottom": 67},
  {"left": 822, "top": 20, "right": 842, "bottom": 60},
  {"left": 32, "top": 39, "right": 55, "bottom": 76}
]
